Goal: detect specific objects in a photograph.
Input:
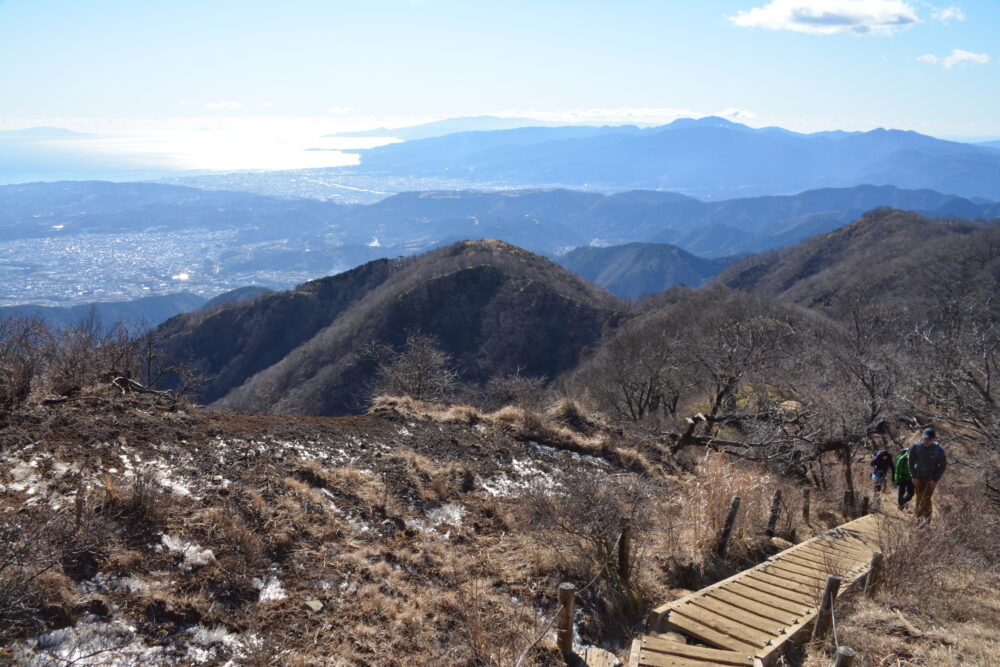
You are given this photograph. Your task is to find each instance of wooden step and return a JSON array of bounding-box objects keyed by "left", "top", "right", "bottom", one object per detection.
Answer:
[
  {"left": 637, "top": 636, "right": 754, "bottom": 665},
  {"left": 704, "top": 588, "right": 800, "bottom": 626},
  {"left": 725, "top": 581, "right": 813, "bottom": 617},
  {"left": 685, "top": 596, "right": 785, "bottom": 636},
  {"left": 663, "top": 609, "right": 761, "bottom": 656},
  {"left": 669, "top": 603, "right": 772, "bottom": 649}
]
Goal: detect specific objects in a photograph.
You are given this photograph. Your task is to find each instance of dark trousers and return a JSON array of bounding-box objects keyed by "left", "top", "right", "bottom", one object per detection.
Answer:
[{"left": 897, "top": 480, "right": 914, "bottom": 508}]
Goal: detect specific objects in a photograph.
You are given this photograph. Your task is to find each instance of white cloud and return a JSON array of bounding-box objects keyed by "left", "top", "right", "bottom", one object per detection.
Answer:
[
  {"left": 729, "top": 0, "right": 919, "bottom": 35},
  {"left": 205, "top": 101, "right": 244, "bottom": 110},
  {"left": 327, "top": 106, "right": 358, "bottom": 116},
  {"left": 498, "top": 107, "right": 701, "bottom": 125},
  {"left": 919, "top": 48, "right": 990, "bottom": 68},
  {"left": 718, "top": 107, "right": 757, "bottom": 120},
  {"left": 942, "top": 48, "right": 989, "bottom": 68},
  {"left": 931, "top": 6, "right": 966, "bottom": 22}
]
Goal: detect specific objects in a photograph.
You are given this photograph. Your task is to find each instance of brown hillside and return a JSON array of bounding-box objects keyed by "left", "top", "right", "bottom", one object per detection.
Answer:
[
  {"left": 715, "top": 208, "right": 994, "bottom": 310},
  {"left": 160, "top": 240, "right": 623, "bottom": 416}
]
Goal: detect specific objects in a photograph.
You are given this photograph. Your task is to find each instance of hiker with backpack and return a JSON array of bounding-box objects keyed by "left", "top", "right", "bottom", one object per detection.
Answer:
[
  {"left": 907, "top": 427, "right": 947, "bottom": 525},
  {"left": 870, "top": 449, "right": 894, "bottom": 495},
  {"left": 894, "top": 447, "right": 914, "bottom": 511}
]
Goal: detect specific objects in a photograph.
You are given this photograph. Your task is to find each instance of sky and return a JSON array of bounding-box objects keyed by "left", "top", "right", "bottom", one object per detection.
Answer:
[{"left": 1, "top": 0, "right": 997, "bottom": 171}]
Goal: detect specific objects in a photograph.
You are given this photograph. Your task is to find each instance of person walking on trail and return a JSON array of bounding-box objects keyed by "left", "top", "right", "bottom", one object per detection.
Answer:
[
  {"left": 907, "top": 427, "right": 947, "bottom": 525},
  {"left": 894, "top": 447, "right": 914, "bottom": 511},
  {"left": 870, "top": 450, "right": 894, "bottom": 495}
]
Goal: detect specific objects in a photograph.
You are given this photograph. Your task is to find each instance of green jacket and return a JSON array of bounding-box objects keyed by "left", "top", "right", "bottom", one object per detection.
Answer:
[{"left": 894, "top": 449, "right": 911, "bottom": 483}]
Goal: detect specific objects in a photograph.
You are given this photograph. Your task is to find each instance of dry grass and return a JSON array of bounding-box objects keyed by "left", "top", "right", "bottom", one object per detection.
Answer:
[{"left": 373, "top": 394, "right": 654, "bottom": 474}]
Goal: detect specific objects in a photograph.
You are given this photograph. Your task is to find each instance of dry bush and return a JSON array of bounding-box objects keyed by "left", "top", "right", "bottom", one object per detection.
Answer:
[
  {"left": 545, "top": 397, "right": 605, "bottom": 436},
  {"left": 98, "top": 469, "right": 170, "bottom": 536},
  {"left": 0, "top": 317, "right": 49, "bottom": 409},
  {"left": 675, "top": 453, "right": 800, "bottom": 566},
  {"left": 520, "top": 467, "right": 659, "bottom": 644},
  {"left": 368, "top": 394, "right": 483, "bottom": 425},
  {"left": 0, "top": 512, "right": 98, "bottom": 643},
  {"left": 479, "top": 371, "right": 546, "bottom": 412}
]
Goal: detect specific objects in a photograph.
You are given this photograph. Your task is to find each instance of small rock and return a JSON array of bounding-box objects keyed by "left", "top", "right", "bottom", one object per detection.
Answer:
[
  {"left": 305, "top": 599, "right": 323, "bottom": 612},
  {"left": 770, "top": 537, "right": 794, "bottom": 550}
]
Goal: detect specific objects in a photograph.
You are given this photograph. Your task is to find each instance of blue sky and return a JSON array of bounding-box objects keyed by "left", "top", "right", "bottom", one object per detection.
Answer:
[{"left": 1, "top": 1, "right": 996, "bottom": 169}]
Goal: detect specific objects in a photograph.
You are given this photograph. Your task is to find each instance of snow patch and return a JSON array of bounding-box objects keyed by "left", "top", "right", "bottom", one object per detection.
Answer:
[
  {"left": 14, "top": 616, "right": 163, "bottom": 665},
  {"left": 162, "top": 534, "right": 216, "bottom": 570},
  {"left": 252, "top": 574, "right": 287, "bottom": 602}
]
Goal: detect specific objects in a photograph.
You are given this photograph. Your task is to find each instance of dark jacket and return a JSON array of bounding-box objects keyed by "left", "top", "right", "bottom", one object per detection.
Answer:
[
  {"left": 871, "top": 451, "right": 894, "bottom": 474},
  {"left": 907, "top": 441, "right": 947, "bottom": 482}
]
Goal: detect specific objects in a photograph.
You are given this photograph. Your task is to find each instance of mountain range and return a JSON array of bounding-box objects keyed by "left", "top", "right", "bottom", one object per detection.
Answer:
[
  {"left": 344, "top": 116, "right": 1000, "bottom": 201},
  {"left": 155, "top": 208, "right": 998, "bottom": 417},
  {"left": 324, "top": 115, "right": 563, "bottom": 141}
]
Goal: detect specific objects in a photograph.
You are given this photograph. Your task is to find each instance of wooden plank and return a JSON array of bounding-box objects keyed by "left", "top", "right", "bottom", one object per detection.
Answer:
[
  {"left": 758, "top": 563, "right": 826, "bottom": 588},
  {"left": 742, "top": 572, "right": 819, "bottom": 605},
  {"left": 782, "top": 549, "right": 851, "bottom": 570},
  {"left": 641, "top": 636, "right": 754, "bottom": 665},
  {"left": 686, "top": 596, "right": 786, "bottom": 635},
  {"left": 779, "top": 549, "right": 830, "bottom": 567},
  {"left": 766, "top": 559, "right": 828, "bottom": 581},
  {"left": 797, "top": 544, "right": 865, "bottom": 564},
  {"left": 670, "top": 604, "right": 773, "bottom": 648},
  {"left": 705, "top": 589, "right": 799, "bottom": 626},
  {"left": 665, "top": 611, "right": 761, "bottom": 655},
  {"left": 726, "top": 581, "right": 813, "bottom": 616},
  {"left": 638, "top": 653, "right": 735, "bottom": 667},
  {"left": 810, "top": 538, "right": 869, "bottom": 555},
  {"left": 629, "top": 638, "right": 642, "bottom": 667}
]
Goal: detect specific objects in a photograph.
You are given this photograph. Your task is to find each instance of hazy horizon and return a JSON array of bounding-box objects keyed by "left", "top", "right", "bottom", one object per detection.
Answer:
[{"left": 2, "top": 0, "right": 997, "bottom": 177}]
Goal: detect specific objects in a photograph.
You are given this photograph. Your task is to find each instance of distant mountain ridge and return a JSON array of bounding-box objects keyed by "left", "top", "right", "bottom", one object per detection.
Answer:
[
  {"left": 344, "top": 116, "right": 1000, "bottom": 201},
  {"left": 325, "top": 115, "right": 565, "bottom": 140},
  {"left": 0, "top": 292, "right": 206, "bottom": 330},
  {"left": 556, "top": 243, "right": 739, "bottom": 299}
]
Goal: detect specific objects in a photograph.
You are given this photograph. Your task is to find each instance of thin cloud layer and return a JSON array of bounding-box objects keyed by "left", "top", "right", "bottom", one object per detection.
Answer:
[
  {"left": 729, "top": 0, "right": 919, "bottom": 35},
  {"left": 205, "top": 101, "right": 245, "bottom": 110},
  {"left": 919, "top": 49, "right": 990, "bottom": 68},
  {"left": 931, "top": 6, "right": 966, "bottom": 23}
]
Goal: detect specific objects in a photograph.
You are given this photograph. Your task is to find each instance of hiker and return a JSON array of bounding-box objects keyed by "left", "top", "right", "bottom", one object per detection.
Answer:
[
  {"left": 870, "top": 449, "right": 894, "bottom": 494},
  {"left": 907, "top": 427, "right": 947, "bottom": 525},
  {"left": 894, "top": 447, "right": 914, "bottom": 511}
]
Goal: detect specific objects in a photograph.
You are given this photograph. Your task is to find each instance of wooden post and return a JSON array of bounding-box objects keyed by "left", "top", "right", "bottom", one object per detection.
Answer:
[
  {"left": 618, "top": 516, "right": 632, "bottom": 584},
  {"left": 803, "top": 487, "right": 811, "bottom": 523},
  {"left": 831, "top": 646, "right": 856, "bottom": 667},
  {"left": 766, "top": 489, "right": 782, "bottom": 537},
  {"left": 860, "top": 495, "right": 870, "bottom": 516},
  {"left": 811, "top": 574, "right": 842, "bottom": 642},
  {"left": 865, "top": 552, "right": 884, "bottom": 598},
  {"left": 557, "top": 582, "right": 576, "bottom": 655},
  {"left": 715, "top": 496, "right": 742, "bottom": 558}
]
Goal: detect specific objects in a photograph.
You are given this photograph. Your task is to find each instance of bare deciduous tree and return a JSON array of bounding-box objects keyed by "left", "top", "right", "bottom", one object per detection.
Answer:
[{"left": 371, "top": 333, "right": 459, "bottom": 402}]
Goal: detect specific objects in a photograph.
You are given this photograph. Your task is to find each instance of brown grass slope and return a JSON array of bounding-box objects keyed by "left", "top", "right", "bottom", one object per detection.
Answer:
[
  {"left": 168, "top": 240, "right": 624, "bottom": 416},
  {"left": 715, "top": 208, "right": 997, "bottom": 309},
  {"left": 3, "top": 390, "right": 906, "bottom": 666}
]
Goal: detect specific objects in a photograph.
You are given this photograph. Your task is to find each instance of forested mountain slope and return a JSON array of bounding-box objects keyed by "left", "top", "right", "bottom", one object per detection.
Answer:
[{"left": 160, "top": 240, "right": 622, "bottom": 415}]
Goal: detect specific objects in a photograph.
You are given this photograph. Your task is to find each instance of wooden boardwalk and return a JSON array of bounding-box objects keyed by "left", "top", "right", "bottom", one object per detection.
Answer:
[{"left": 626, "top": 514, "right": 884, "bottom": 667}]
